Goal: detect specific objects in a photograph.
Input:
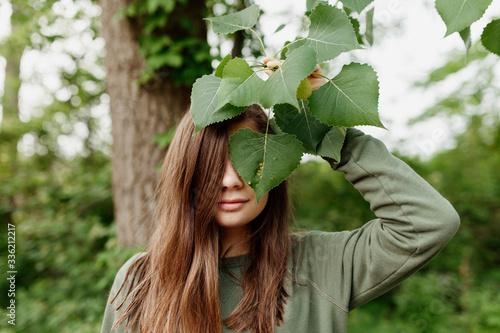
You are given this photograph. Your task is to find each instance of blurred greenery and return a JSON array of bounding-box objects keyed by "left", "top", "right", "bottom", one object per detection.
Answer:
[{"left": 1, "top": 0, "right": 499, "bottom": 332}]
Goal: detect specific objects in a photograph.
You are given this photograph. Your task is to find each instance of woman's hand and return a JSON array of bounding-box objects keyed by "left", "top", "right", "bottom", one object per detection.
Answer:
[{"left": 262, "top": 57, "right": 327, "bottom": 90}]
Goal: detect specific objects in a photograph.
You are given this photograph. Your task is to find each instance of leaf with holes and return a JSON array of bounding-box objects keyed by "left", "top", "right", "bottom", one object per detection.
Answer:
[
  {"left": 190, "top": 75, "right": 245, "bottom": 132},
  {"left": 217, "top": 58, "right": 265, "bottom": 109},
  {"left": 229, "top": 128, "right": 304, "bottom": 203},
  {"left": 317, "top": 126, "right": 347, "bottom": 162},
  {"left": 436, "top": 0, "right": 493, "bottom": 37},
  {"left": 287, "top": 3, "right": 360, "bottom": 62},
  {"left": 309, "top": 63, "right": 384, "bottom": 128},
  {"left": 340, "top": 0, "right": 373, "bottom": 13},
  {"left": 205, "top": 5, "right": 260, "bottom": 34},
  {"left": 273, "top": 101, "right": 330, "bottom": 154},
  {"left": 260, "top": 46, "right": 317, "bottom": 109}
]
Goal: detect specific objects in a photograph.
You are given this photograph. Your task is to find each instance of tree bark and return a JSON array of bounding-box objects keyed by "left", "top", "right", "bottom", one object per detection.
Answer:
[{"left": 99, "top": 0, "right": 207, "bottom": 247}]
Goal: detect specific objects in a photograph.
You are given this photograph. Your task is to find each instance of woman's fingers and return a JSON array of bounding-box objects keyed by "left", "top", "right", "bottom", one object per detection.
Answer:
[
  {"left": 263, "top": 57, "right": 282, "bottom": 76},
  {"left": 262, "top": 56, "right": 273, "bottom": 65},
  {"left": 262, "top": 57, "right": 326, "bottom": 89}
]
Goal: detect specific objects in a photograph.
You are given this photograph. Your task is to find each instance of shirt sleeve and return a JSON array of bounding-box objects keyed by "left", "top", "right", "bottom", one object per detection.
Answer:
[
  {"left": 100, "top": 252, "right": 145, "bottom": 333},
  {"left": 306, "top": 128, "right": 460, "bottom": 310}
]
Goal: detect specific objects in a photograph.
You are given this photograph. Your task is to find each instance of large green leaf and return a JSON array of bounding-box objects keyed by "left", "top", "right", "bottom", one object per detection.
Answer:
[
  {"left": 340, "top": 0, "right": 373, "bottom": 13},
  {"left": 273, "top": 101, "right": 330, "bottom": 154},
  {"left": 259, "top": 46, "right": 317, "bottom": 109},
  {"left": 316, "top": 126, "right": 346, "bottom": 162},
  {"left": 190, "top": 74, "right": 245, "bottom": 132},
  {"left": 229, "top": 128, "right": 304, "bottom": 203},
  {"left": 481, "top": 19, "right": 500, "bottom": 56},
  {"left": 205, "top": 5, "right": 260, "bottom": 34},
  {"left": 308, "top": 63, "right": 384, "bottom": 128},
  {"left": 217, "top": 58, "right": 265, "bottom": 109},
  {"left": 436, "top": 0, "right": 493, "bottom": 37},
  {"left": 288, "top": 3, "right": 360, "bottom": 62}
]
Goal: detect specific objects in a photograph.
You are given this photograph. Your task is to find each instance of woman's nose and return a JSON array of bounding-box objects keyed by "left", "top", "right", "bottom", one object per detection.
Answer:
[{"left": 222, "top": 160, "right": 244, "bottom": 190}]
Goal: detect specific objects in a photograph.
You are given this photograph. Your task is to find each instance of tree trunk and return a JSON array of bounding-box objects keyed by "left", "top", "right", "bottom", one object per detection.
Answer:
[{"left": 99, "top": 0, "right": 207, "bottom": 247}]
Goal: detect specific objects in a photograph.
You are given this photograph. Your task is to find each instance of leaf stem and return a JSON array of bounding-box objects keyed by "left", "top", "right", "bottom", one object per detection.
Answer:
[
  {"left": 249, "top": 27, "right": 267, "bottom": 58},
  {"left": 317, "top": 73, "right": 333, "bottom": 83}
]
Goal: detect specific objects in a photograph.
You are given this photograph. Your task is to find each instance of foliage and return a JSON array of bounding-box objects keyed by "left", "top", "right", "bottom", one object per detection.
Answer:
[
  {"left": 193, "top": 0, "right": 500, "bottom": 203},
  {"left": 308, "top": 63, "right": 383, "bottom": 128},
  {"left": 117, "top": 0, "right": 213, "bottom": 86},
  {"left": 436, "top": 0, "right": 493, "bottom": 37},
  {"left": 228, "top": 128, "right": 303, "bottom": 202},
  {"left": 0, "top": 1, "right": 134, "bottom": 332},
  {"left": 204, "top": 4, "right": 260, "bottom": 34},
  {"left": 0, "top": 154, "right": 142, "bottom": 333},
  {"left": 481, "top": 19, "right": 500, "bottom": 55},
  {"left": 435, "top": 0, "right": 499, "bottom": 53},
  {"left": 192, "top": 3, "right": 384, "bottom": 202}
]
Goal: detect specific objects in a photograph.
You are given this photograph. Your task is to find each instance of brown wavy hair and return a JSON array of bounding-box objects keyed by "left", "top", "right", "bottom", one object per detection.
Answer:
[{"left": 111, "top": 104, "right": 291, "bottom": 333}]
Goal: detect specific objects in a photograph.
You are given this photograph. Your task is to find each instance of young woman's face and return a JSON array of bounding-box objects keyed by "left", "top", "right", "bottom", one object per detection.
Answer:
[{"left": 215, "top": 120, "right": 269, "bottom": 232}]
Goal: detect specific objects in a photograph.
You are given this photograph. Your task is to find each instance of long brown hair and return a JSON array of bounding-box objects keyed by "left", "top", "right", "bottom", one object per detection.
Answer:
[{"left": 111, "top": 104, "right": 291, "bottom": 333}]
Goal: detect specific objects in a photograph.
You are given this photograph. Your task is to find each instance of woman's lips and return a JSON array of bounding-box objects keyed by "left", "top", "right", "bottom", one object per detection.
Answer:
[{"left": 219, "top": 199, "right": 248, "bottom": 211}]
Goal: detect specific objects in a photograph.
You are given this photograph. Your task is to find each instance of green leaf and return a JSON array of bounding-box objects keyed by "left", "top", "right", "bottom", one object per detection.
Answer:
[
  {"left": 317, "top": 126, "right": 346, "bottom": 161},
  {"left": 205, "top": 5, "right": 260, "bottom": 34},
  {"left": 279, "top": 41, "right": 292, "bottom": 60},
  {"left": 309, "top": 63, "right": 385, "bottom": 128},
  {"left": 459, "top": 27, "right": 471, "bottom": 59},
  {"left": 296, "top": 78, "right": 313, "bottom": 100},
  {"left": 340, "top": 0, "right": 373, "bottom": 13},
  {"left": 274, "top": 24, "right": 286, "bottom": 34},
  {"left": 481, "top": 19, "right": 500, "bottom": 56},
  {"left": 273, "top": 101, "right": 330, "bottom": 154},
  {"left": 217, "top": 58, "right": 265, "bottom": 109},
  {"left": 288, "top": 3, "right": 361, "bottom": 62},
  {"left": 215, "top": 54, "right": 232, "bottom": 78},
  {"left": 260, "top": 46, "right": 317, "bottom": 109},
  {"left": 189, "top": 75, "right": 245, "bottom": 132},
  {"left": 269, "top": 118, "right": 283, "bottom": 135},
  {"left": 436, "top": 0, "right": 493, "bottom": 37},
  {"left": 229, "top": 128, "right": 304, "bottom": 203},
  {"left": 349, "top": 17, "right": 364, "bottom": 46},
  {"left": 365, "top": 7, "right": 375, "bottom": 46},
  {"left": 306, "top": 0, "right": 327, "bottom": 12}
]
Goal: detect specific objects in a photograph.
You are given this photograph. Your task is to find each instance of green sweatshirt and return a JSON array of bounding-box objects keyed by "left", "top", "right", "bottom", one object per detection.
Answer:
[{"left": 101, "top": 129, "right": 460, "bottom": 333}]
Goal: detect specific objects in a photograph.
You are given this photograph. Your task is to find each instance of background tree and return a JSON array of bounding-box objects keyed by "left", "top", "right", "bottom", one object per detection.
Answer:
[{"left": 98, "top": 0, "right": 213, "bottom": 247}]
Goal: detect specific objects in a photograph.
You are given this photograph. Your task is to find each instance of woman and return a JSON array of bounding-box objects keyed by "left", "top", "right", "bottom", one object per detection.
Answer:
[{"left": 101, "top": 60, "right": 460, "bottom": 333}]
